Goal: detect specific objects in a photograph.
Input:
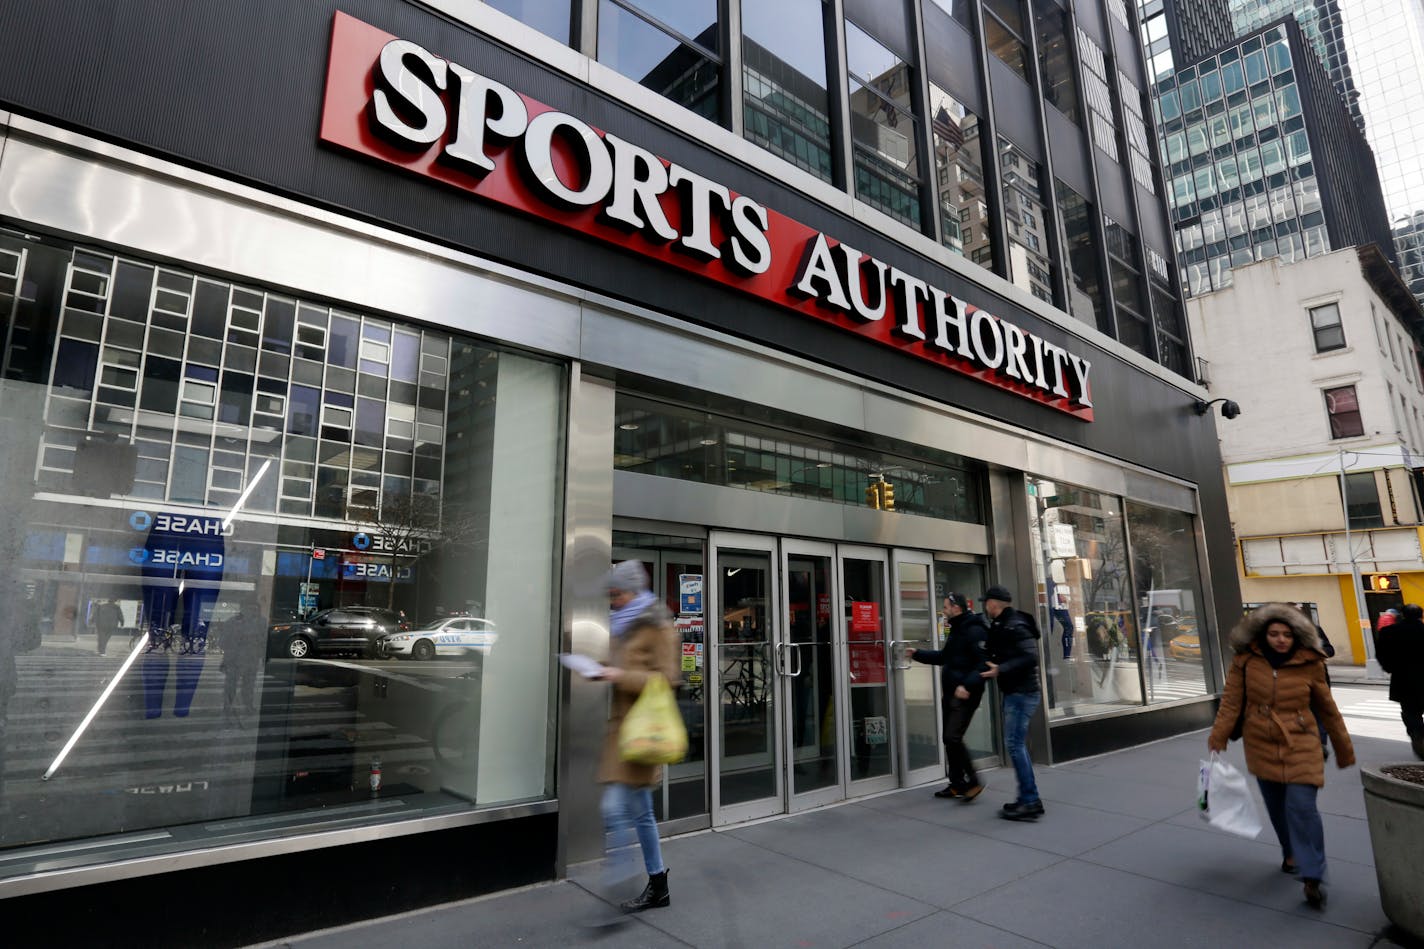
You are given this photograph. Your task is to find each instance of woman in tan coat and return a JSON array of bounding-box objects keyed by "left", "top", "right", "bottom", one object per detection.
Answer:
[
  {"left": 596, "top": 561, "right": 680, "bottom": 913},
  {"left": 1208, "top": 603, "right": 1355, "bottom": 908}
]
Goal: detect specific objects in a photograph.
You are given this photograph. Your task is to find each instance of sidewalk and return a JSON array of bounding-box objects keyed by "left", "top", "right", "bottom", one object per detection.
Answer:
[{"left": 260, "top": 722, "right": 1418, "bottom": 949}]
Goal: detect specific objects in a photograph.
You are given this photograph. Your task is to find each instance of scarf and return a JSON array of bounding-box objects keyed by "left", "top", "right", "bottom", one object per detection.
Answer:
[
  {"left": 1264, "top": 642, "right": 1299, "bottom": 669},
  {"left": 610, "top": 590, "right": 657, "bottom": 638}
]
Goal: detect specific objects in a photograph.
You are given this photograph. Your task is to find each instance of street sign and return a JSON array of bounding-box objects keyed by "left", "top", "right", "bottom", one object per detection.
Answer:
[{"left": 312, "top": 548, "right": 326, "bottom": 560}]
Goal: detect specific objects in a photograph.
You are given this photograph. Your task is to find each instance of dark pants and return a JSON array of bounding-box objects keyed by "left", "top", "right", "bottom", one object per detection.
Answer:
[
  {"left": 942, "top": 686, "right": 984, "bottom": 791},
  {"left": 95, "top": 624, "right": 117, "bottom": 655},
  {"left": 1051, "top": 610, "right": 1073, "bottom": 658},
  {"left": 1400, "top": 698, "right": 1423, "bottom": 739}
]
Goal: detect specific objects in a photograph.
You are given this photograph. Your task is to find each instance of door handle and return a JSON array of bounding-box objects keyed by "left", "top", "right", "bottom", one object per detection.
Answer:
[
  {"left": 789, "top": 643, "right": 803, "bottom": 678},
  {"left": 888, "top": 638, "right": 914, "bottom": 670}
]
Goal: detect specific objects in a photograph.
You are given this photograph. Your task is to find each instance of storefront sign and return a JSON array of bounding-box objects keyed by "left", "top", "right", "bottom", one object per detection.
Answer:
[
  {"left": 849, "top": 601, "right": 880, "bottom": 634},
  {"left": 318, "top": 13, "right": 1094, "bottom": 420},
  {"left": 129, "top": 510, "right": 232, "bottom": 537},
  {"left": 848, "top": 600, "right": 886, "bottom": 684}
]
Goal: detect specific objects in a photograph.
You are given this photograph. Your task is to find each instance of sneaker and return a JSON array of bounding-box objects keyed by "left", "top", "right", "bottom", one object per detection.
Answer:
[
  {"left": 933, "top": 785, "right": 962, "bottom": 799},
  {"left": 1000, "top": 800, "right": 1045, "bottom": 821},
  {"left": 958, "top": 784, "right": 985, "bottom": 803}
]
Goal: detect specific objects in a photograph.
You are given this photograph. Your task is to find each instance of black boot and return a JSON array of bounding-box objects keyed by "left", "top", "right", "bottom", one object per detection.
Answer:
[
  {"left": 620, "top": 869, "right": 670, "bottom": 912},
  {"left": 1412, "top": 735, "right": 1424, "bottom": 761}
]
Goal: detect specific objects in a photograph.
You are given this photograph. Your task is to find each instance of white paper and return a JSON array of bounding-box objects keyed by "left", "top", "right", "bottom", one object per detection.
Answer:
[{"left": 559, "top": 653, "right": 605, "bottom": 679}]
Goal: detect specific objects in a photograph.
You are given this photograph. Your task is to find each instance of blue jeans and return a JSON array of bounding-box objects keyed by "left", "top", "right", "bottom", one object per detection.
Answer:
[
  {"left": 1257, "top": 779, "right": 1326, "bottom": 881},
  {"left": 601, "top": 783, "right": 664, "bottom": 883},
  {"left": 1002, "top": 691, "right": 1041, "bottom": 805}
]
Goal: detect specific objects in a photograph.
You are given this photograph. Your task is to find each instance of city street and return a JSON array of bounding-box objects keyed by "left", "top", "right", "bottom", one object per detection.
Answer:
[{"left": 260, "top": 684, "right": 1418, "bottom": 949}]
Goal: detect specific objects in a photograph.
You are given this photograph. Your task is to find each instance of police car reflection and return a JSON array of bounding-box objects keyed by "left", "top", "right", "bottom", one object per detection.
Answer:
[{"left": 379, "top": 617, "right": 497, "bottom": 660}]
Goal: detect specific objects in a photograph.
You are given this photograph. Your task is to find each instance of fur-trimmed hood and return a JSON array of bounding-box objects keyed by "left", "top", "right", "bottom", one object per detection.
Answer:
[{"left": 1229, "top": 602, "right": 1322, "bottom": 655}]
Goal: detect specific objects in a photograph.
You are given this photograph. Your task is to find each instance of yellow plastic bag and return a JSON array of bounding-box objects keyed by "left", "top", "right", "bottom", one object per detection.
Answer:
[{"left": 619, "top": 674, "right": 688, "bottom": 765}]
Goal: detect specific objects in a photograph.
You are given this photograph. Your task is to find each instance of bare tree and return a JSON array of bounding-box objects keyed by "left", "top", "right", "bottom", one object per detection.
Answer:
[{"left": 349, "top": 493, "right": 486, "bottom": 610}]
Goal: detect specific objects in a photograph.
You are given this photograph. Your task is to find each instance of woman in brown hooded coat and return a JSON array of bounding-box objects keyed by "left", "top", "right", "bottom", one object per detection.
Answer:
[{"left": 1208, "top": 603, "right": 1354, "bottom": 908}]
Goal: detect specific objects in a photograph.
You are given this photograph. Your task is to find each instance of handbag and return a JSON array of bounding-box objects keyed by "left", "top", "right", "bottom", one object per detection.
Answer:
[{"left": 618, "top": 674, "right": 688, "bottom": 765}]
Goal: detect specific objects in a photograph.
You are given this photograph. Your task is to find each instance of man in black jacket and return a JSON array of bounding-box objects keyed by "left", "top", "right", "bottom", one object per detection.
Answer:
[
  {"left": 980, "top": 585, "right": 1045, "bottom": 821},
  {"left": 1379, "top": 603, "right": 1424, "bottom": 760},
  {"left": 909, "top": 593, "right": 988, "bottom": 801}
]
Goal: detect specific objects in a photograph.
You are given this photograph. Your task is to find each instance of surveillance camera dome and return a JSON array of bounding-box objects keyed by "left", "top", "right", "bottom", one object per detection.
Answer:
[{"left": 1221, "top": 400, "right": 1242, "bottom": 420}]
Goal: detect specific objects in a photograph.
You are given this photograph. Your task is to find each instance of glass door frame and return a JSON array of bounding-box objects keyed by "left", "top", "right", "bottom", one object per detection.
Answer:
[
  {"left": 707, "top": 532, "right": 786, "bottom": 825},
  {"left": 837, "top": 544, "right": 900, "bottom": 798},
  {"left": 779, "top": 538, "right": 847, "bottom": 813},
  {"left": 891, "top": 548, "right": 946, "bottom": 788}
]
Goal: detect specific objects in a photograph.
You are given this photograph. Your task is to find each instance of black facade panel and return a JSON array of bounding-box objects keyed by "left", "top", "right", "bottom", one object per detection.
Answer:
[
  {"left": 3, "top": 812, "right": 556, "bottom": 948},
  {"left": 1050, "top": 699, "right": 1220, "bottom": 762},
  {"left": 988, "top": 57, "right": 1041, "bottom": 160},
  {"left": 924, "top": 6, "right": 983, "bottom": 112},
  {"left": 844, "top": 0, "right": 914, "bottom": 62},
  {"left": 0, "top": 1, "right": 1238, "bottom": 641},
  {"left": 1045, "top": 105, "right": 1091, "bottom": 198},
  {"left": 1096, "top": 161, "right": 1133, "bottom": 228}
]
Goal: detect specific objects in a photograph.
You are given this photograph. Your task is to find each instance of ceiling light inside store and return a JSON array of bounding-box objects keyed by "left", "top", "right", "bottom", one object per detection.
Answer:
[
  {"left": 700, "top": 438, "right": 718, "bottom": 446},
  {"left": 619, "top": 423, "right": 640, "bottom": 431}
]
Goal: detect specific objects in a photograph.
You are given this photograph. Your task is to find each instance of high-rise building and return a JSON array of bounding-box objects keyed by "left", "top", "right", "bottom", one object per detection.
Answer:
[
  {"left": 1228, "top": 0, "right": 1363, "bottom": 126},
  {"left": 1142, "top": 11, "right": 1394, "bottom": 296}
]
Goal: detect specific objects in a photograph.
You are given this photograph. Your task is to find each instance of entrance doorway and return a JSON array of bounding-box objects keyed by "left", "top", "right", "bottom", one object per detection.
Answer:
[{"left": 707, "top": 533, "right": 948, "bottom": 824}]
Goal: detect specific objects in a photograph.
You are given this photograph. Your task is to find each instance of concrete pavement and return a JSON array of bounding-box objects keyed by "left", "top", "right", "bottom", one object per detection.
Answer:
[{"left": 258, "top": 686, "right": 1419, "bottom": 949}]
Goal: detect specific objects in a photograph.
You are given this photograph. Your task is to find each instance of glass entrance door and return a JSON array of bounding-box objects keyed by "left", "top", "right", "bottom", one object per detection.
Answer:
[
  {"left": 893, "top": 551, "right": 944, "bottom": 787},
  {"left": 709, "top": 534, "right": 783, "bottom": 823},
  {"left": 839, "top": 546, "right": 898, "bottom": 795},
  {"left": 781, "top": 540, "right": 843, "bottom": 811}
]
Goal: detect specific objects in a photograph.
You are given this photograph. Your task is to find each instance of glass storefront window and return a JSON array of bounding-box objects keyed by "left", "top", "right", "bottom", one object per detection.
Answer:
[
  {"left": 598, "top": 0, "right": 722, "bottom": 122},
  {"left": 1124, "top": 503, "right": 1211, "bottom": 703},
  {"left": 0, "top": 230, "right": 565, "bottom": 873},
  {"left": 742, "top": 0, "right": 834, "bottom": 183},
  {"left": 930, "top": 84, "right": 993, "bottom": 269},
  {"left": 1027, "top": 477, "right": 1143, "bottom": 719},
  {"left": 612, "top": 393, "right": 984, "bottom": 523},
  {"left": 845, "top": 19, "right": 924, "bottom": 229}
]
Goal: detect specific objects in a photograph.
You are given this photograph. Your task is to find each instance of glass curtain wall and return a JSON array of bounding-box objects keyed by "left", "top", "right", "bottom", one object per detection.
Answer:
[
  {"left": 742, "top": 0, "right": 835, "bottom": 182},
  {"left": 0, "top": 229, "right": 565, "bottom": 871},
  {"left": 999, "top": 138, "right": 1057, "bottom": 305},
  {"left": 983, "top": 0, "right": 1032, "bottom": 80},
  {"left": 844, "top": 18, "right": 925, "bottom": 229},
  {"left": 1125, "top": 503, "right": 1211, "bottom": 703},
  {"left": 930, "top": 83, "right": 994, "bottom": 270},
  {"left": 485, "top": 0, "right": 572, "bottom": 44},
  {"left": 1056, "top": 181, "right": 1109, "bottom": 331},
  {"left": 598, "top": 0, "right": 723, "bottom": 121},
  {"left": 1033, "top": 0, "right": 1081, "bottom": 122}
]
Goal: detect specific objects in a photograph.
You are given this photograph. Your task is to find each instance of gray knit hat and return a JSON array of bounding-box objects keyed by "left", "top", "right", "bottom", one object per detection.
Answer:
[{"left": 605, "top": 560, "right": 650, "bottom": 594}]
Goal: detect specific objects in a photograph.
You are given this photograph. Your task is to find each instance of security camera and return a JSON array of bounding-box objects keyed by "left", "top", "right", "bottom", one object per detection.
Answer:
[{"left": 1220, "top": 400, "right": 1241, "bottom": 419}]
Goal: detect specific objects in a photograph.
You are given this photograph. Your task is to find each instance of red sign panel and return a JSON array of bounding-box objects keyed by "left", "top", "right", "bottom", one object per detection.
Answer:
[
  {"left": 317, "top": 13, "right": 1094, "bottom": 419},
  {"left": 849, "top": 601, "right": 881, "bottom": 635}
]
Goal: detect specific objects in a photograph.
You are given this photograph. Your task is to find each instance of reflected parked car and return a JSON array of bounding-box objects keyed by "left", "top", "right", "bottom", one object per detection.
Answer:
[
  {"left": 1166, "top": 630, "right": 1201, "bottom": 660},
  {"left": 268, "top": 607, "right": 407, "bottom": 660},
  {"left": 380, "top": 617, "right": 497, "bottom": 660}
]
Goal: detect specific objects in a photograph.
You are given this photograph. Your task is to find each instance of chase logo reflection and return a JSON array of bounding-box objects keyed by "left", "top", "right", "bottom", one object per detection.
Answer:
[{"left": 320, "top": 12, "right": 1093, "bottom": 419}]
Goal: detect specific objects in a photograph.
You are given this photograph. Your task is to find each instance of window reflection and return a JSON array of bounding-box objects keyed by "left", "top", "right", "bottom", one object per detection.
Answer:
[
  {"left": 846, "top": 20, "right": 924, "bottom": 229},
  {"left": 1027, "top": 477, "right": 1144, "bottom": 719},
  {"left": 1125, "top": 503, "right": 1211, "bottom": 702},
  {"left": 930, "top": 84, "right": 993, "bottom": 269},
  {"left": 1033, "top": 0, "right": 1079, "bottom": 121},
  {"left": 483, "top": 0, "right": 571, "bottom": 44},
  {"left": 742, "top": 0, "right": 834, "bottom": 182},
  {"left": 999, "top": 138, "right": 1055, "bottom": 304},
  {"left": 598, "top": 0, "right": 721, "bottom": 122},
  {"left": 1056, "top": 181, "right": 1109, "bottom": 332},
  {"left": 0, "top": 229, "right": 565, "bottom": 866},
  {"left": 613, "top": 393, "right": 983, "bottom": 523}
]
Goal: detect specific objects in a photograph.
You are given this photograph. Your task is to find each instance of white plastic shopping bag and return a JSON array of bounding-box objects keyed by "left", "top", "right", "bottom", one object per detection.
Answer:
[{"left": 1196, "top": 753, "right": 1262, "bottom": 839}]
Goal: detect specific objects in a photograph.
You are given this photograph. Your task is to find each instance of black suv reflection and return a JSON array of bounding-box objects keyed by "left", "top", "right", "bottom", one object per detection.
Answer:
[{"left": 268, "top": 607, "right": 407, "bottom": 660}]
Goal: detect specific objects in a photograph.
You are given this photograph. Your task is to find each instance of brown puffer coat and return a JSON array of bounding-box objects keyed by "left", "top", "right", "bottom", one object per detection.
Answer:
[
  {"left": 598, "top": 598, "right": 681, "bottom": 787},
  {"left": 1209, "top": 603, "right": 1355, "bottom": 786}
]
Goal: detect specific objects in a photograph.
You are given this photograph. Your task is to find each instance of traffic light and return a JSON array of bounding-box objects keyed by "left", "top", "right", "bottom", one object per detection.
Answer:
[
  {"left": 865, "top": 481, "right": 882, "bottom": 509},
  {"left": 880, "top": 480, "right": 895, "bottom": 511},
  {"left": 1366, "top": 573, "right": 1401, "bottom": 592}
]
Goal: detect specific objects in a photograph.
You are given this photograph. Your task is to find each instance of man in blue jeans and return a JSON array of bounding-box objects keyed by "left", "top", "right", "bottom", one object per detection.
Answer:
[{"left": 980, "top": 585, "right": 1044, "bottom": 821}]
